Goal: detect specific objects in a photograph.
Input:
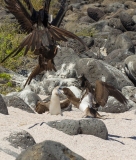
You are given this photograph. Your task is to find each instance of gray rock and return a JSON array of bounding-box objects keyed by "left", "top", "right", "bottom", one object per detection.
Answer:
[
  {"left": 108, "top": 18, "right": 126, "bottom": 31},
  {"left": 104, "top": 49, "right": 134, "bottom": 67},
  {"left": 61, "top": 37, "right": 94, "bottom": 53},
  {"left": 79, "top": 15, "right": 95, "bottom": 23},
  {"left": 3, "top": 96, "right": 35, "bottom": 113},
  {"left": 105, "top": 29, "right": 122, "bottom": 54},
  {"left": 120, "top": 11, "right": 136, "bottom": 31},
  {"left": 47, "top": 119, "right": 80, "bottom": 135},
  {"left": 42, "top": 78, "right": 78, "bottom": 94},
  {"left": 17, "top": 88, "right": 41, "bottom": 109},
  {"left": 115, "top": 34, "right": 135, "bottom": 53},
  {"left": 76, "top": 58, "right": 133, "bottom": 90},
  {"left": 47, "top": 119, "right": 108, "bottom": 140},
  {"left": 98, "top": 97, "right": 136, "bottom": 113},
  {"left": 124, "top": 55, "right": 136, "bottom": 86},
  {"left": 0, "top": 94, "right": 8, "bottom": 115},
  {"left": 79, "top": 119, "right": 108, "bottom": 139},
  {"left": 124, "top": 1, "right": 136, "bottom": 9},
  {"left": 132, "top": 15, "right": 136, "bottom": 23},
  {"left": 6, "top": 130, "right": 36, "bottom": 149},
  {"left": 87, "top": 7, "right": 105, "bottom": 21},
  {"left": 122, "top": 86, "right": 136, "bottom": 103},
  {"left": 105, "top": 2, "right": 125, "bottom": 13},
  {"left": 71, "top": 3, "right": 81, "bottom": 9},
  {"left": 90, "top": 20, "right": 108, "bottom": 32},
  {"left": 0, "top": 6, "right": 16, "bottom": 24},
  {"left": 16, "top": 140, "right": 85, "bottom": 160}
]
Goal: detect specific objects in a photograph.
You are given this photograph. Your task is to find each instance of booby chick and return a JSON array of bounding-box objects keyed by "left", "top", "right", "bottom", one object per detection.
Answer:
[
  {"left": 59, "top": 87, "right": 102, "bottom": 118},
  {"left": 49, "top": 86, "right": 62, "bottom": 115},
  {"left": 35, "top": 98, "right": 71, "bottom": 114}
]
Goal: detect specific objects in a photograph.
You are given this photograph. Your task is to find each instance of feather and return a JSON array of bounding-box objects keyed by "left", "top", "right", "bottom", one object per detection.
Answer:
[
  {"left": 101, "top": 81, "right": 128, "bottom": 105},
  {"left": 51, "top": 25, "right": 88, "bottom": 50},
  {"left": 79, "top": 75, "right": 128, "bottom": 108},
  {"left": 4, "top": 0, "right": 32, "bottom": 33}
]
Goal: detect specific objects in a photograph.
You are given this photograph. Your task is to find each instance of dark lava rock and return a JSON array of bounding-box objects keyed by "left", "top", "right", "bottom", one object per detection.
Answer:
[
  {"left": 108, "top": 18, "right": 126, "bottom": 31},
  {"left": 124, "top": 55, "right": 136, "bottom": 86},
  {"left": 105, "top": 29, "right": 122, "bottom": 54},
  {"left": 87, "top": 7, "right": 105, "bottom": 21},
  {"left": 3, "top": 96, "right": 35, "bottom": 113},
  {"left": 16, "top": 140, "right": 85, "bottom": 160},
  {"left": 6, "top": 130, "right": 36, "bottom": 149},
  {"left": 76, "top": 58, "right": 133, "bottom": 90},
  {"left": 0, "top": 94, "right": 8, "bottom": 115},
  {"left": 98, "top": 97, "right": 136, "bottom": 113},
  {"left": 122, "top": 86, "right": 136, "bottom": 103},
  {"left": 120, "top": 11, "right": 136, "bottom": 31},
  {"left": 47, "top": 119, "right": 108, "bottom": 140},
  {"left": 115, "top": 33, "right": 135, "bottom": 53},
  {"left": 105, "top": 2, "right": 125, "bottom": 13},
  {"left": 104, "top": 49, "right": 134, "bottom": 67}
]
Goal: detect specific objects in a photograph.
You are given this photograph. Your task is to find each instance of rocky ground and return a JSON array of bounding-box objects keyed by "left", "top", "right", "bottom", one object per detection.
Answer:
[
  {"left": 0, "top": 106, "right": 136, "bottom": 160},
  {"left": 0, "top": 0, "right": 136, "bottom": 159}
]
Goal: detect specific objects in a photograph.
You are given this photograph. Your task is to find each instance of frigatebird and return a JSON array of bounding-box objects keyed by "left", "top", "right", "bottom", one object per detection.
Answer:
[
  {"left": 1, "top": 0, "right": 88, "bottom": 63},
  {"left": 23, "top": 0, "right": 74, "bottom": 87}
]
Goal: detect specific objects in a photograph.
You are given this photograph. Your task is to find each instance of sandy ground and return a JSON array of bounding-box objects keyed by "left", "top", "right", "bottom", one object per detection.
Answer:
[{"left": 0, "top": 106, "right": 136, "bottom": 160}]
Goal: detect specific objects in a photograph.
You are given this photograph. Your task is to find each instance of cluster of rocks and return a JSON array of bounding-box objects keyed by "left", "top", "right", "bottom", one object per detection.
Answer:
[{"left": 0, "top": 0, "right": 136, "bottom": 159}]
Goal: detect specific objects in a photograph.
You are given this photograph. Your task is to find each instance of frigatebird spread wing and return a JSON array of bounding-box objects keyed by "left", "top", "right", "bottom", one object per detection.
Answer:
[{"left": 1, "top": 0, "right": 88, "bottom": 63}]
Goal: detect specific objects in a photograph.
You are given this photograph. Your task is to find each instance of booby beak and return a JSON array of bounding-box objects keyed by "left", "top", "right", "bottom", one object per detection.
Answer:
[{"left": 58, "top": 87, "right": 64, "bottom": 95}]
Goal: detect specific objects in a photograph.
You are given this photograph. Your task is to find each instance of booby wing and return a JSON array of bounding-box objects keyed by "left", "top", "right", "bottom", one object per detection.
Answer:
[{"left": 95, "top": 80, "right": 128, "bottom": 107}]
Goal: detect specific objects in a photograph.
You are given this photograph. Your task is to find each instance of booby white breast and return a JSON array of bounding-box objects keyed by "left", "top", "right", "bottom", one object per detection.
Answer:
[{"left": 79, "top": 92, "right": 93, "bottom": 112}]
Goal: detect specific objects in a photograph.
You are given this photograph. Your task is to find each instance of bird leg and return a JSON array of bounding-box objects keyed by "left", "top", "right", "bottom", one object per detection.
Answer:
[{"left": 82, "top": 107, "right": 94, "bottom": 118}]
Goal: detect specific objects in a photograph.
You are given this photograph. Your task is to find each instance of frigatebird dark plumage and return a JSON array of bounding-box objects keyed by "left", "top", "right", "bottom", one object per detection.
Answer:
[
  {"left": 1, "top": 0, "right": 87, "bottom": 87},
  {"left": 1, "top": 0, "right": 88, "bottom": 63},
  {"left": 23, "top": 0, "right": 73, "bottom": 87}
]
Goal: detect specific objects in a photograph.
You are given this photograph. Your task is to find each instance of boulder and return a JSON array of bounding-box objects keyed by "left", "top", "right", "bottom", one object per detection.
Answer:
[
  {"left": 61, "top": 37, "right": 94, "bottom": 53},
  {"left": 122, "top": 86, "right": 136, "bottom": 103},
  {"left": 3, "top": 96, "right": 35, "bottom": 113},
  {"left": 124, "top": 55, "right": 136, "bottom": 86},
  {"left": 120, "top": 11, "right": 136, "bottom": 31},
  {"left": 0, "top": 94, "right": 8, "bottom": 115},
  {"left": 0, "top": 129, "right": 36, "bottom": 159},
  {"left": 17, "top": 88, "right": 41, "bottom": 109},
  {"left": 47, "top": 119, "right": 108, "bottom": 139},
  {"left": 42, "top": 78, "right": 78, "bottom": 94},
  {"left": 124, "top": 1, "right": 136, "bottom": 9},
  {"left": 76, "top": 58, "right": 133, "bottom": 90},
  {"left": 16, "top": 140, "right": 85, "bottom": 160},
  {"left": 79, "top": 15, "right": 95, "bottom": 23},
  {"left": 6, "top": 130, "right": 36, "bottom": 149},
  {"left": 108, "top": 18, "right": 126, "bottom": 31},
  {"left": 105, "top": 2, "right": 125, "bottom": 13},
  {"left": 98, "top": 97, "right": 136, "bottom": 113},
  {"left": 104, "top": 49, "right": 134, "bottom": 67},
  {"left": 105, "top": 29, "right": 122, "bottom": 54},
  {"left": 115, "top": 33, "right": 135, "bottom": 53},
  {"left": 87, "top": 7, "right": 105, "bottom": 21}
]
